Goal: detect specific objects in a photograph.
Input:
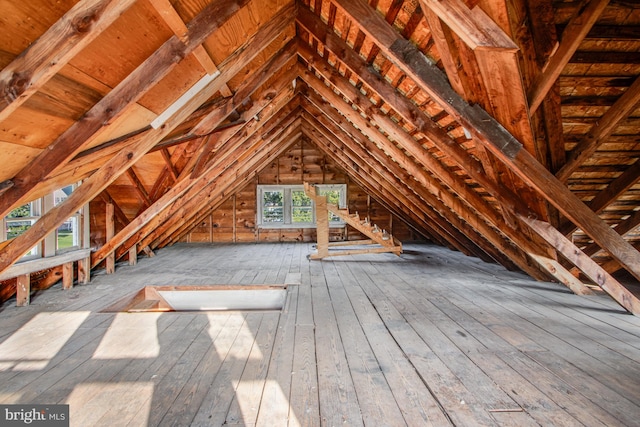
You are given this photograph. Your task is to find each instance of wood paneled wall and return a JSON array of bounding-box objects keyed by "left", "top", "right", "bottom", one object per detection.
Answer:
[{"left": 180, "top": 139, "right": 422, "bottom": 243}]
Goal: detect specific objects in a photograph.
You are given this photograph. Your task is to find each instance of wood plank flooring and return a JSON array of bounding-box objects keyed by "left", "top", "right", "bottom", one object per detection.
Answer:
[{"left": 1, "top": 242, "right": 639, "bottom": 426}]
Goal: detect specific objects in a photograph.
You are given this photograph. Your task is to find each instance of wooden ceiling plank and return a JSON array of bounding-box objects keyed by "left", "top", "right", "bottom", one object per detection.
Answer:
[
  {"left": 331, "top": 0, "right": 640, "bottom": 285},
  {"left": 147, "top": 0, "right": 233, "bottom": 97},
  {"left": 190, "top": 39, "right": 298, "bottom": 136},
  {"left": 100, "top": 75, "right": 298, "bottom": 265},
  {"left": 527, "top": 0, "right": 611, "bottom": 114},
  {"left": 0, "top": 0, "right": 253, "bottom": 219},
  {"left": 560, "top": 159, "right": 640, "bottom": 235},
  {"left": 522, "top": 216, "right": 640, "bottom": 315},
  {"left": 0, "top": 0, "right": 136, "bottom": 123},
  {"left": 0, "top": 1, "right": 291, "bottom": 274},
  {"left": 556, "top": 75, "right": 640, "bottom": 183}
]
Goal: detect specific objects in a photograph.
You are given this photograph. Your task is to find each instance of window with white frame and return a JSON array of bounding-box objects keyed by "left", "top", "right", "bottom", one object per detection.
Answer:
[
  {"left": 4, "top": 200, "right": 42, "bottom": 259},
  {"left": 1, "top": 183, "right": 87, "bottom": 260},
  {"left": 54, "top": 185, "right": 82, "bottom": 252},
  {"left": 257, "top": 184, "right": 346, "bottom": 228}
]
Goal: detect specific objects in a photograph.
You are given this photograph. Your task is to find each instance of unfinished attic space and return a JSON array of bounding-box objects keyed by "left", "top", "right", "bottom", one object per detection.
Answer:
[{"left": 2, "top": 0, "right": 640, "bottom": 425}]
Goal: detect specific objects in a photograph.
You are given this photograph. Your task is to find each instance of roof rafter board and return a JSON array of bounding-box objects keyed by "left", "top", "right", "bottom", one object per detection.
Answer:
[
  {"left": 147, "top": 117, "right": 304, "bottom": 249},
  {"left": 295, "top": 10, "right": 539, "bottom": 221},
  {"left": 296, "top": 132, "right": 445, "bottom": 246},
  {"left": 112, "top": 84, "right": 300, "bottom": 259},
  {"left": 300, "top": 116, "right": 508, "bottom": 265},
  {"left": 301, "top": 103, "right": 551, "bottom": 275},
  {"left": 298, "top": 81, "right": 513, "bottom": 248},
  {"left": 162, "top": 131, "right": 303, "bottom": 246},
  {"left": 298, "top": 125, "right": 460, "bottom": 251},
  {"left": 0, "top": 1, "right": 294, "bottom": 274},
  {"left": 521, "top": 216, "right": 640, "bottom": 315},
  {"left": 302, "top": 96, "right": 577, "bottom": 283},
  {"left": 0, "top": 0, "right": 137, "bottom": 123},
  {"left": 121, "top": 106, "right": 300, "bottom": 255},
  {"left": 0, "top": 0, "right": 294, "bottom": 221},
  {"left": 295, "top": 47, "right": 563, "bottom": 264},
  {"left": 559, "top": 159, "right": 640, "bottom": 236},
  {"left": 300, "top": 106, "right": 527, "bottom": 269},
  {"left": 94, "top": 75, "right": 298, "bottom": 266},
  {"left": 330, "top": 0, "right": 640, "bottom": 284},
  {"left": 0, "top": 0, "right": 255, "bottom": 218}
]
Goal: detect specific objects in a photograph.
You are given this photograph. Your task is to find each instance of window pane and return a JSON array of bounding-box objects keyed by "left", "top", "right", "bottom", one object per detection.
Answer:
[
  {"left": 319, "top": 189, "right": 341, "bottom": 222},
  {"left": 291, "top": 190, "right": 312, "bottom": 223},
  {"left": 8, "top": 204, "right": 31, "bottom": 218},
  {"left": 262, "top": 191, "right": 284, "bottom": 223},
  {"left": 57, "top": 216, "right": 78, "bottom": 250}
]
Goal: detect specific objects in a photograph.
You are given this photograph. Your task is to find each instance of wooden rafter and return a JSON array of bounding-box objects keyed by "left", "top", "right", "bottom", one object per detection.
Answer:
[
  {"left": 329, "top": 0, "right": 640, "bottom": 284},
  {"left": 299, "top": 79, "right": 583, "bottom": 285},
  {"left": 126, "top": 167, "right": 153, "bottom": 208},
  {"left": 522, "top": 216, "right": 640, "bottom": 315},
  {"left": 301, "top": 103, "right": 520, "bottom": 267},
  {"left": 560, "top": 159, "right": 640, "bottom": 236},
  {"left": 555, "top": 75, "right": 640, "bottom": 182},
  {"left": 527, "top": 0, "right": 611, "bottom": 114},
  {"left": 0, "top": 0, "right": 136, "bottom": 123},
  {"left": 0, "top": 0, "right": 253, "bottom": 219},
  {"left": 140, "top": 110, "right": 303, "bottom": 251},
  {"left": 147, "top": 0, "right": 233, "bottom": 97},
  {"left": 96, "top": 75, "right": 298, "bottom": 265},
  {"left": 0, "top": 1, "right": 292, "bottom": 274}
]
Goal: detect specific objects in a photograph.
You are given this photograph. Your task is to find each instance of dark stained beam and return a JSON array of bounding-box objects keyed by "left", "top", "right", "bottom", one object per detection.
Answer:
[
  {"left": 527, "top": 0, "right": 610, "bottom": 114},
  {"left": 556, "top": 75, "right": 640, "bottom": 182},
  {"left": 329, "top": 0, "right": 640, "bottom": 285}
]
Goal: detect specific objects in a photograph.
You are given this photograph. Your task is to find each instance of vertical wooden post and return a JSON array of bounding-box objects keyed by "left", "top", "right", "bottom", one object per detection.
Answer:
[
  {"left": 315, "top": 196, "right": 329, "bottom": 258},
  {"left": 232, "top": 195, "right": 237, "bottom": 243},
  {"left": 62, "top": 262, "right": 73, "bottom": 289},
  {"left": 129, "top": 244, "right": 137, "bottom": 265},
  {"left": 16, "top": 274, "right": 30, "bottom": 306},
  {"left": 78, "top": 256, "right": 90, "bottom": 284},
  {"left": 106, "top": 202, "right": 115, "bottom": 274}
]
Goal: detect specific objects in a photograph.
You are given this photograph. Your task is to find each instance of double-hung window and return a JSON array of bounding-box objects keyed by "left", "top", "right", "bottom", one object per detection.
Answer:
[
  {"left": 257, "top": 184, "right": 346, "bottom": 228},
  {"left": 1, "top": 183, "right": 87, "bottom": 260}
]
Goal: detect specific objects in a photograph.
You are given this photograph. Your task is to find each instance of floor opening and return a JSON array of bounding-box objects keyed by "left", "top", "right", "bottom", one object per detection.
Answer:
[{"left": 103, "top": 285, "right": 288, "bottom": 312}]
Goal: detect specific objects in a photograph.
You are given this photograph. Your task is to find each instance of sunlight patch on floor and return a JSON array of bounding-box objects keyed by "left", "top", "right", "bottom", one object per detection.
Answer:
[
  {"left": 0, "top": 311, "right": 89, "bottom": 370},
  {"left": 93, "top": 312, "right": 161, "bottom": 359},
  {"left": 66, "top": 381, "right": 154, "bottom": 426}
]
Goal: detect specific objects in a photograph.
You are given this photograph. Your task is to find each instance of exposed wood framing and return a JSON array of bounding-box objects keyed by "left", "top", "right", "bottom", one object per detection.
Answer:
[
  {"left": 0, "top": 0, "right": 253, "bottom": 218},
  {"left": 329, "top": 0, "right": 640, "bottom": 285},
  {"left": 0, "top": 0, "right": 136, "bottom": 122}
]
